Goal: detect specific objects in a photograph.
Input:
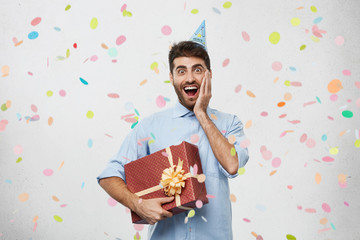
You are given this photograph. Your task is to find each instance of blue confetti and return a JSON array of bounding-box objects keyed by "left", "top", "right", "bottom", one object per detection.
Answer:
[
  {"left": 28, "top": 31, "right": 39, "bottom": 40},
  {"left": 134, "top": 108, "right": 140, "bottom": 116},
  {"left": 5, "top": 179, "right": 12, "bottom": 184},
  {"left": 131, "top": 121, "right": 138, "bottom": 129},
  {"left": 88, "top": 139, "right": 93, "bottom": 148},
  {"left": 330, "top": 222, "right": 336, "bottom": 230},
  {"left": 150, "top": 132, "right": 156, "bottom": 140},
  {"left": 81, "top": 182, "right": 85, "bottom": 189},
  {"left": 54, "top": 27, "right": 61, "bottom": 31},
  {"left": 289, "top": 66, "right": 296, "bottom": 72},
  {"left": 79, "top": 77, "right": 88, "bottom": 85},
  {"left": 321, "top": 134, "right": 327, "bottom": 141},
  {"left": 316, "top": 96, "right": 321, "bottom": 104},
  {"left": 164, "top": 97, "right": 171, "bottom": 102},
  {"left": 313, "top": 17, "right": 323, "bottom": 24},
  {"left": 16, "top": 113, "right": 22, "bottom": 121},
  {"left": 212, "top": 7, "right": 221, "bottom": 14}
]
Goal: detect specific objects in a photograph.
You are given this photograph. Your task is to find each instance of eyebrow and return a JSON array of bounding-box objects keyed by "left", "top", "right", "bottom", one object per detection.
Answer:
[{"left": 175, "top": 64, "right": 205, "bottom": 71}]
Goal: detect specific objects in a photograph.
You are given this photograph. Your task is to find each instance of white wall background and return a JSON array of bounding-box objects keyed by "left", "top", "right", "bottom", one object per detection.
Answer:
[{"left": 1, "top": 0, "right": 360, "bottom": 239}]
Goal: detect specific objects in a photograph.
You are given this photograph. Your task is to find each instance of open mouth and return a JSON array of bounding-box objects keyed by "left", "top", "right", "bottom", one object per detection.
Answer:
[{"left": 184, "top": 86, "right": 198, "bottom": 97}]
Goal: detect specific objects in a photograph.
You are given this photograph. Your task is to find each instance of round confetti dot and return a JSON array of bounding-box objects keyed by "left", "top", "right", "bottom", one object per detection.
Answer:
[
  {"left": 90, "top": 17, "right": 98, "bottom": 29},
  {"left": 116, "top": 35, "right": 126, "bottom": 45},
  {"left": 73, "top": 43, "right": 77, "bottom": 48},
  {"left": 322, "top": 203, "right": 331, "bottom": 213},
  {"left": 269, "top": 32, "right": 280, "bottom": 44},
  {"left": 329, "top": 147, "right": 339, "bottom": 155},
  {"left": 330, "top": 94, "right": 338, "bottom": 101},
  {"left": 290, "top": 18, "right": 300, "bottom": 26},
  {"left": 59, "top": 89, "right": 66, "bottom": 97},
  {"left": 321, "top": 134, "right": 327, "bottom": 141},
  {"left": 222, "top": 58, "right": 230, "bottom": 67},
  {"left": 242, "top": 31, "right": 250, "bottom": 42},
  {"left": 196, "top": 200, "right": 203, "bottom": 208},
  {"left": 306, "top": 138, "right": 316, "bottom": 148},
  {"left": 320, "top": 218, "right": 328, "bottom": 225},
  {"left": 342, "top": 110, "right": 353, "bottom": 118},
  {"left": 108, "top": 197, "right": 117, "bottom": 207},
  {"left": 191, "top": 9, "right": 199, "bottom": 14},
  {"left": 310, "top": 6, "right": 317, "bottom": 12},
  {"left": 90, "top": 55, "right": 98, "bottom": 62},
  {"left": 272, "top": 61, "right": 282, "bottom": 71},
  {"left": 271, "top": 157, "right": 281, "bottom": 168},
  {"left": 284, "top": 80, "right": 291, "bottom": 86},
  {"left": 342, "top": 69, "right": 351, "bottom": 76},
  {"left": 18, "top": 193, "right": 29, "bottom": 202},
  {"left": 238, "top": 168, "right": 245, "bottom": 175},
  {"left": 161, "top": 25, "right": 172, "bottom": 35},
  {"left": 223, "top": 2, "right": 232, "bottom": 8},
  {"left": 355, "top": 139, "right": 360, "bottom": 148},
  {"left": 187, "top": 209, "right": 195, "bottom": 218},
  {"left": 108, "top": 48, "right": 118, "bottom": 58},
  {"left": 284, "top": 93, "right": 292, "bottom": 101},
  {"left": 277, "top": 101, "right": 285, "bottom": 107},
  {"left": 43, "top": 169, "right": 54, "bottom": 176},
  {"left": 156, "top": 96, "right": 166, "bottom": 108},
  {"left": 327, "top": 79, "right": 343, "bottom": 93},
  {"left": 230, "top": 194, "right": 237, "bottom": 202},
  {"left": 1, "top": 104, "right": 7, "bottom": 111},
  {"left": 28, "top": 31, "right": 39, "bottom": 40},
  {"left": 86, "top": 111, "right": 94, "bottom": 119},
  {"left": 286, "top": 234, "right": 296, "bottom": 240},
  {"left": 54, "top": 215, "right": 63, "bottom": 222},
  {"left": 14, "top": 145, "right": 23, "bottom": 155},
  {"left": 228, "top": 135, "right": 236, "bottom": 144},
  {"left": 260, "top": 111, "right": 268, "bottom": 117},
  {"left": 197, "top": 174, "right": 206, "bottom": 183},
  {"left": 190, "top": 134, "right": 199, "bottom": 144},
  {"left": 31, "top": 17, "right": 41, "bottom": 26},
  {"left": 335, "top": 36, "right": 344, "bottom": 46},
  {"left": 150, "top": 62, "right": 158, "bottom": 70}
]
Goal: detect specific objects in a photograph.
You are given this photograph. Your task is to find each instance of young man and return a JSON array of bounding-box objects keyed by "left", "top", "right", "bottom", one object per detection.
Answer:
[{"left": 98, "top": 41, "right": 249, "bottom": 239}]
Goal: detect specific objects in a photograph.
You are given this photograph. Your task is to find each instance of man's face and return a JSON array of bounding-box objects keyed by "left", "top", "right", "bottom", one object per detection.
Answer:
[{"left": 169, "top": 56, "right": 210, "bottom": 111}]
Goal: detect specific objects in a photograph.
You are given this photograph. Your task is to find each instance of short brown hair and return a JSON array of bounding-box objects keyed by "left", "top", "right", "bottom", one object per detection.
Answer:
[{"left": 168, "top": 41, "right": 211, "bottom": 74}]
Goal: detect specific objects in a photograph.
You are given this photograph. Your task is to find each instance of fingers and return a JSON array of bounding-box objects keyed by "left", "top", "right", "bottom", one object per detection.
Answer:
[{"left": 158, "top": 196, "right": 174, "bottom": 204}]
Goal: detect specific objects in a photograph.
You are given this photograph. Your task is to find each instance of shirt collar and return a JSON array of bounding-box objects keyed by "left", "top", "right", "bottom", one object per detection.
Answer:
[{"left": 172, "top": 100, "right": 211, "bottom": 118}]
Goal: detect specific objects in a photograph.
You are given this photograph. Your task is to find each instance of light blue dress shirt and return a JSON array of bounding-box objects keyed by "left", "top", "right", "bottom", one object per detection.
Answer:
[{"left": 97, "top": 100, "right": 249, "bottom": 240}]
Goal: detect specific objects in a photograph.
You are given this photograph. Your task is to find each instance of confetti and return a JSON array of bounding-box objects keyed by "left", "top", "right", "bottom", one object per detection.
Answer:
[
  {"left": 1, "top": 65, "right": 10, "bottom": 77},
  {"left": 306, "top": 138, "right": 316, "bottom": 148},
  {"left": 31, "top": 17, "right": 41, "bottom": 26},
  {"left": 191, "top": 9, "right": 199, "bottom": 14},
  {"left": 315, "top": 173, "right": 321, "bottom": 184},
  {"left": 238, "top": 168, "right": 245, "bottom": 175},
  {"left": 234, "top": 84, "right": 242, "bottom": 93},
  {"left": 18, "top": 193, "right": 29, "bottom": 202},
  {"left": 210, "top": 113, "right": 217, "bottom": 120},
  {"left": 322, "top": 156, "right": 334, "bottom": 162},
  {"left": 206, "top": 194, "right": 215, "bottom": 199},
  {"left": 54, "top": 215, "right": 63, "bottom": 222},
  {"left": 272, "top": 61, "right": 282, "bottom": 71},
  {"left": 244, "top": 120, "right": 252, "bottom": 128},
  {"left": 291, "top": 18, "right": 300, "bottom": 26},
  {"left": 116, "top": 35, "right": 126, "bottom": 45},
  {"left": 86, "top": 111, "right": 94, "bottom": 119},
  {"left": 16, "top": 157, "right": 22, "bottom": 163},
  {"left": 108, "top": 197, "right": 117, "bottom": 207},
  {"left": 240, "top": 139, "right": 250, "bottom": 148},
  {"left": 242, "top": 31, "right": 250, "bottom": 42},
  {"left": 90, "top": 17, "right": 98, "bottom": 29},
  {"left": 328, "top": 79, "right": 343, "bottom": 93},
  {"left": 286, "top": 234, "right": 296, "bottom": 240},
  {"left": 223, "top": 2, "right": 232, "bottom": 8},
  {"left": 14, "top": 145, "right": 23, "bottom": 155},
  {"left": 80, "top": 77, "right": 88, "bottom": 85},
  {"left": 190, "top": 134, "right": 199, "bottom": 144},
  {"left": 156, "top": 96, "right": 166, "bottom": 108},
  {"left": 246, "top": 90, "right": 256, "bottom": 98},
  {"left": 28, "top": 31, "right": 39, "bottom": 40},
  {"left": 222, "top": 58, "right": 230, "bottom": 67},
  {"left": 43, "top": 169, "right": 54, "bottom": 176},
  {"left": 335, "top": 36, "right": 345, "bottom": 46},
  {"left": 271, "top": 157, "right": 281, "bottom": 168},
  {"left": 277, "top": 101, "right": 286, "bottom": 107},
  {"left": 342, "top": 110, "right": 353, "bottom": 118},
  {"left": 300, "top": 44, "right": 306, "bottom": 51},
  {"left": 65, "top": 4, "right": 71, "bottom": 11},
  {"left": 229, "top": 194, "right": 236, "bottom": 202},
  {"left": 322, "top": 203, "right": 331, "bottom": 213},
  {"left": 108, "top": 48, "right": 118, "bottom": 58},
  {"left": 243, "top": 218, "right": 250, "bottom": 223},
  {"left": 161, "top": 25, "right": 172, "bottom": 35},
  {"left": 196, "top": 200, "right": 203, "bottom": 208},
  {"left": 230, "top": 147, "right": 236, "bottom": 156},
  {"left": 269, "top": 32, "right": 280, "bottom": 44},
  {"left": 269, "top": 170, "right": 277, "bottom": 176},
  {"left": 187, "top": 209, "right": 195, "bottom": 218}
]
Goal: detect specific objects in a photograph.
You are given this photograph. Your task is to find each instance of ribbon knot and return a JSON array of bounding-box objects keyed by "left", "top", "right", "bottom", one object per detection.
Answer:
[{"left": 161, "top": 159, "right": 188, "bottom": 197}]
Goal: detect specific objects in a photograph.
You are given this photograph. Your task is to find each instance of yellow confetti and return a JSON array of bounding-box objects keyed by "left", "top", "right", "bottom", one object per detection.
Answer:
[
  {"left": 230, "top": 147, "right": 236, "bottom": 156},
  {"left": 355, "top": 139, "right": 360, "bottom": 148},
  {"left": 329, "top": 147, "right": 339, "bottom": 155},
  {"left": 238, "top": 168, "right": 245, "bottom": 175},
  {"left": 191, "top": 9, "right": 199, "bottom": 14},
  {"left": 291, "top": 18, "right": 301, "bottom": 26},
  {"left": 187, "top": 209, "right": 195, "bottom": 218},
  {"left": 311, "top": 35, "right": 320, "bottom": 43},
  {"left": 66, "top": 49, "right": 70, "bottom": 58}
]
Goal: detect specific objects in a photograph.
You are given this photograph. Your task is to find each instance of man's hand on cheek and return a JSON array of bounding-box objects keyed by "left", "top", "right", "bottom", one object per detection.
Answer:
[{"left": 194, "top": 70, "right": 212, "bottom": 117}]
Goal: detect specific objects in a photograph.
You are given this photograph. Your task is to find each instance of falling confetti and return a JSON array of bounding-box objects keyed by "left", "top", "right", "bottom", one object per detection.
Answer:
[
  {"left": 18, "top": 193, "right": 29, "bottom": 202},
  {"left": 269, "top": 32, "right": 280, "bottom": 44},
  {"left": 90, "top": 17, "right": 98, "bottom": 29},
  {"left": 54, "top": 215, "right": 63, "bottom": 222},
  {"left": 161, "top": 25, "right": 172, "bottom": 35}
]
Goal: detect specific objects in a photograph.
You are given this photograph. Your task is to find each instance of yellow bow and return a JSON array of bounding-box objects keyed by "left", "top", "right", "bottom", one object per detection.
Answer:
[{"left": 161, "top": 159, "right": 189, "bottom": 197}]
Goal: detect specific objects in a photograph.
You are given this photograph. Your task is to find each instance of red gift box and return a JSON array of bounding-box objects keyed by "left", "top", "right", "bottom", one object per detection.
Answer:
[{"left": 124, "top": 141, "right": 208, "bottom": 224}]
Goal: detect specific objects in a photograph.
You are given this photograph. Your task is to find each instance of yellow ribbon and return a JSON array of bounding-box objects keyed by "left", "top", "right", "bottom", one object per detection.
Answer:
[{"left": 135, "top": 147, "right": 205, "bottom": 210}]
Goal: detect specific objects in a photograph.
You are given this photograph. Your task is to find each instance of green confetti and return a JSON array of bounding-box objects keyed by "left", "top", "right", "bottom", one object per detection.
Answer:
[
  {"left": 134, "top": 108, "right": 140, "bottom": 116},
  {"left": 342, "top": 110, "right": 353, "bottom": 118},
  {"left": 54, "top": 215, "right": 63, "bottom": 222},
  {"left": 310, "top": 6, "right": 317, "bottom": 13},
  {"left": 316, "top": 96, "right": 321, "bottom": 104},
  {"left": 150, "top": 62, "right": 158, "bottom": 70},
  {"left": 164, "top": 80, "right": 171, "bottom": 83},
  {"left": 300, "top": 44, "right": 306, "bottom": 50},
  {"left": 66, "top": 49, "right": 70, "bottom": 58},
  {"left": 65, "top": 5, "right": 71, "bottom": 11},
  {"left": 286, "top": 234, "right": 296, "bottom": 240},
  {"left": 133, "top": 234, "right": 141, "bottom": 240},
  {"left": 230, "top": 147, "right": 236, "bottom": 156},
  {"left": 223, "top": 2, "right": 232, "bottom": 8},
  {"left": 1, "top": 104, "right": 7, "bottom": 111},
  {"left": 191, "top": 9, "right": 199, "bottom": 14},
  {"left": 238, "top": 168, "right": 245, "bottom": 175},
  {"left": 149, "top": 139, "right": 155, "bottom": 145},
  {"left": 16, "top": 157, "right": 22, "bottom": 163},
  {"left": 150, "top": 132, "right": 156, "bottom": 139},
  {"left": 131, "top": 121, "right": 138, "bottom": 129}
]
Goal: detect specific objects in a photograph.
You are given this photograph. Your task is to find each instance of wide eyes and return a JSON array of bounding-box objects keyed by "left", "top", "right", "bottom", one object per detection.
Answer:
[{"left": 177, "top": 67, "right": 203, "bottom": 75}]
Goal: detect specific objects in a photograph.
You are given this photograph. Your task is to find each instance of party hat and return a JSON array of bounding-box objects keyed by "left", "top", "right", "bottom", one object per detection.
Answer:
[{"left": 189, "top": 20, "right": 207, "bottom": 50}]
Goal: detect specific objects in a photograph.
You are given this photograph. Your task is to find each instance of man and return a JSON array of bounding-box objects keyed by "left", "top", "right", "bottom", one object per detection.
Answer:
[{"left": 97, "top": 40, "right": 249, "bottom": 239}]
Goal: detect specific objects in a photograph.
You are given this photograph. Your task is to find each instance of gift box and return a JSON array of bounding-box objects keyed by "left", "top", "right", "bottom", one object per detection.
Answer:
[{"left": 124, "top": 141, "right": 208, "bottom": 224}]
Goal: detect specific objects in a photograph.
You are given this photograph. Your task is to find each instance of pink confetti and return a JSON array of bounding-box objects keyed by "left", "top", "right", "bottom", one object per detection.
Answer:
[
  {"left": 206, "top": 194, "right": 215, "bottom": 199},
  {"left": 108, "top": 197, "right": 117, "bottom": 207},
  {"left": 196, "top": 200, "right": 203, "bottom": 208},
  {"left": 33, "top": 222, "right": 37, "bottom": 232},
  {"left": 290, "top": 81, "right": 302, "bottom": 87},
  {"left": 260, "top": 111, "right": 268, "bottom": 117},
  {"left": 190, "top": 134, "right": 199, "bottom": 144},
  {"left": 297, "top": 205, "right": 302, "bottom": 210},
  {"left": 330, "top": 94, "right": 338, "bottom": 101},
  {"left": 222, "top": 58, "right": 230, "bottom": 67},
  {"left": 342, "top": 69, "right": 351, "bottom": 76},
  {"left": 305, "top": 208, "right": 316, "bottom": 213},
  {"left": 272, "top": 157, "right": 281, "bottom": 168},
  {"left": 280, "top": 131, "right": 288, "bottom": 138},
  {"left": 31, "top": 17, "right": 41, "bottom": 26},
  {"left": 242, "top": 31, "right": 250, "bottom": 42},
  {"left": 240, "top": 139, "right": 250, "bottom": 148},
  {"left": 107, "top": 93, "right": 119, "bottom": 98},
  {"left": 121, "top": 4, "right": 127, "bottom": 12},
  {"left": 59, "top": 90, "right": 66, "bottom": 97},
  {"left": 355, "top": 81, "right": 360, "bottom": 89},
  {"left": 287, "top": 185, "right": 293, "bottom": 190},
  {"left": 322, "top": 203, "right": 331, "bottom": 213},
  {"left": 161, "top": 25, "right": 172, "bottom": 35},
  {"left": 112, "top": 59, "right": 117, "bottom": 63},
  {"left": 116, "top": 35, "right": 126, "bottom": 45},
  {"left": 134, "top": 224, "right": 144, "bottom": 231},
  {"left": 279, "top": 114, "right": 287, "bottom": 118},
  {"left": 335, "top": 36, "right": 344, "bottom": 46},
  {"left": 344, "top": 201, "right": 349, "bottom": 207},
  {"left": 303, "top": 101, "right": 317, "bottom": 107},
  {"left": 288, "top": 120, "right": 301, "bottom": 124},
  {"left": 156, "top": 96, "right": 166, "bottom": 108},
  {"left": 121, "top": 113, "right": 135, "bottom": 119},
  {"left": 356, "top": 98, "right": 360, "bottom": 107},
  {"left": 318, "top": 228, "right": 331, "bottom": 233},
  {"left": 31, "top": 104, "right": 38, "bottom": 113},
  {"left": 234, "top": 84, "right": 242, "bottom": 93},
  {"left": 272, "top": 61, "right": 282, "bottom": 71},
  {"left": 0, "top": 119, "right": 9, "bottom": 132},
  {"left": 306, "top": 138, "right": 316, "bottom": 148},
  {"left": 90, "top": 55, "right": 98, "bottom": 62},
  {"left": 161, "top": 152, "right": 168, "bottom": 157},
  {"left": 28, "top": 72, "right": 33, "bottom": 76},
  {"left": 193, "top": 164, "right": 198, "bottom": 175},
  {"left": 261, "top": 150, "right": 272, "bottom": 160},
  {"left": 31, "top": 115, "right": 40, "bottom": 121},
  {"left": 14, "top": 145, "right": 23, "bottom": 155},
  {"left": 125, "top": 117, "right": 137, "bottom": 123},
  {"left": 322, "top": 156, "right": 334, "bottom": 162},
  {"left": 60, "top": 204, "right": 67, "bottom": 208},
  {"left": 328, "top": 116, "right": 334, "bottom": 120},
  {"left": 43, "top": 169, "right": 54, "bottom": 176},
  {"left": 243, "top": 218, "right": 251, "bottom": 223}
]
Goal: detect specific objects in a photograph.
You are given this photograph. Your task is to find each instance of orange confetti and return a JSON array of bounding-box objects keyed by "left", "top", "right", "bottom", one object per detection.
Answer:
[
  {"left": 251, "top": 232, "right": 258, "bottom": 237},
  {"left": 320, "top": 218, "right": 328, "bottom": 225},
  {"left": 140, "top": 79, "right": 148, "bottom": 86},
  {"left": 210, "top": 113, "right": 218, "bottom": 120},
  {"left": 18, "top": 193, "right": 29, "bottom": 202},
  {"left": 229, "top": 193, "right": 237, "bottom": 202},
  {"left": 15, "top": 40, "right": 24, "bottom": 47},
  {"left": 228, "top": 135, "right": 236, "bottom": 144},
  {"left": 327, "top": 79, "right": 343, "bottom": 93},
  {"left": 269, "top": 170, "right": 277, "bottom": 176},
  {"left": 33, "top": 216, "right": 39, "bottom": 222},
  {"left": 339, "top": 130, "right": 347, "bottom": 136},
  {"left": 284, "top": 92, "right": 292, "bottom": 101},
  {"left": 296, "top": 6, "right": 304, "bottom": 10},
  {"left": 101, "top": 43, "right": 109, "bottom": 50},
  {"left": 315, "top": 172, "right": 321, "bottom": 184},
  {"left": 154, "top": 67, "right": 159, "bottom": 74},
  {"left": 338, "top": 173, "right": 347, "bottom": 184},
  {"left": 246, "top": 90, "right": 256, "bottom": 98},
  {"left": 273, "top": 76, "right": 279, "bottom": 83},
  {"left": 277, "top": 101, "right": 286, "bottom": 107},
  {"left": 245, "top": 120, "right": 252, "bottom": 129},
  {"left": 258, "top": 163, "right": 263, "bottom": 167},
  {"left": 48, "top": 117, "right": 54, "bottom": 126},
  {"left": 6, "top": 100, "right": 12, "bottom": 108},
  {"left": 58, "top": 160, "right": 64, "bottom": 170},
  {"left": 52, "top": 196, "right": 60, "bottom": 202}
]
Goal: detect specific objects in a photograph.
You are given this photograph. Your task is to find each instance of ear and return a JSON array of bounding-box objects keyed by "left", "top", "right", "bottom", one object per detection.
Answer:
[
  {"left": 209, "top": 69, "right": 212, "bottom": 79},
  {"left": 169, "top": 72, "right": 174, "bottom": 85}
]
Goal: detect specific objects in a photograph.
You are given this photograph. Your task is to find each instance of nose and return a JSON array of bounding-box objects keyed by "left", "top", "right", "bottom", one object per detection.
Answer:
[{"left": 186, "top": 71, "right": 196, "bottom": 83}]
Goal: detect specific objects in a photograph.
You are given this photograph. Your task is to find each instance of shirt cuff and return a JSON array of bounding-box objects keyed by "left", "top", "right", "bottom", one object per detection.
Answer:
[{"left": 97, "top": 161, "right": 126, "bottom": 184}]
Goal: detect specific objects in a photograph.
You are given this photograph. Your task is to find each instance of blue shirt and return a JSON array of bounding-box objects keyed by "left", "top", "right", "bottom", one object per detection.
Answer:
[{"left": 97, "top": 100, "right": 249, "bottom": 240}]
